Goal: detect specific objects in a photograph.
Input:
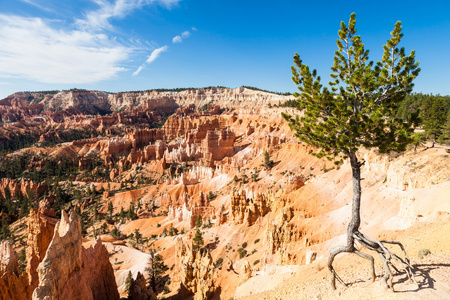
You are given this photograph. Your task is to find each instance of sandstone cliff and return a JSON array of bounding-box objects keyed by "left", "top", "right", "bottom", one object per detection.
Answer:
[{"left": 33, "top": 211, "right": 119, "bottom": 300}]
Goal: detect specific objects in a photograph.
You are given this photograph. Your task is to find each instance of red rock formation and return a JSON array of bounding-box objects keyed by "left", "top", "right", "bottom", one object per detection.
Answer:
[
  {"left": 0, "top": 178, "right": 45, "bottom": 199},
  {"left": 0, "top": 240, "right": 30, "bottom": 300},
  {"left": 265, "top": 207, "right": 308, "bottom": 265},
  {"left": 173, "top": 237, "right": 217, "bottom": 300},
  {"left": 128, "top": 272, "right": 156, "bottom": 300},
  {"left": 26, "top": 209, "right": 57, "bottom": 288},
  {"left": 230, "top": 190, "right": 271, "bottom": 226},
  {"left": 201, "top": 128, "right": 235, "bottom": 166},
  {"left": 32, "top": 211, "right": 119, "bottom": 300},
  {"left": 0, "top": 97, "right": 44, "bottom": 122},
  {"left": 167, "top": 191, "right": 217, "bottom": 229}
]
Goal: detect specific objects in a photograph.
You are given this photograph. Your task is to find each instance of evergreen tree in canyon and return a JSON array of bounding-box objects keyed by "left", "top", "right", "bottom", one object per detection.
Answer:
[{"left": 283, "top": 13, "right": 420, "bottom": 291}]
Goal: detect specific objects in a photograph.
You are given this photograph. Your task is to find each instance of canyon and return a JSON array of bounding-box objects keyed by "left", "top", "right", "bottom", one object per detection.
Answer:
[{"left": 0, "top": 87, "right": 449, "bottom": 299}]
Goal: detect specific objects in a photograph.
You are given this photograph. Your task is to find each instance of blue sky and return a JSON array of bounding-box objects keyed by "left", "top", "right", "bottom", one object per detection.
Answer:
[{"left": 0, "top": 0, "right": 449, "bottom": 98}]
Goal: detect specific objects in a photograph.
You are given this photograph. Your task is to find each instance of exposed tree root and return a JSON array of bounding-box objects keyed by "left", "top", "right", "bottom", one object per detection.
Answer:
[{"left": 328, "top": 230, "right": 417, "bottom": 292}]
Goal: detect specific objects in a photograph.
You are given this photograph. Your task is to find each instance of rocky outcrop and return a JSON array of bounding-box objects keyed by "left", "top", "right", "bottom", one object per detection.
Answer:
[
  {"left": 167, "top": 191, "right": 217, "bottom": 229},
  {"left": 0, "top": 257, "right": 30, "bottom": 300},
  {"left": 58, "top": 239, "right": 120, "bottom": 300},
  {"left": 38, "top": 198, "right": 56, "bottom": 218},
  {"left": 285, "top": 175, "right": 306, "bottom": 193},
  {"left": 128, "top": 272, "right": 156, "bottom": 300},
  {"left": 32, "top": 211, "right": 119, "bottom": 300},
  {"left": 230, "top": 190, "right": 271, "bottom": 226},
  {"left": 0, "top": 178, "right": 40, "bottom": 200},
  {"left": 173, "top": 237, "right": 217, "bottom": 300},
  {"left": 0, "top": 241, "right": 18, "bottom": 274},
  {"left": 4, "top": 88, "right": 290, "bottom": 117},
  {"left": 26, "top": 209, "right": 57, "bottom": 288},
  {"left": 265, "top": 207, "right": 300, "bottom": 265},
  {"left": 33, "top": 211, "right": 83, "bottom": 299},
  {"left": 201, "top": 128, "right": 235, "bottom": 166},
  {"left": 0, "top": 209, "right": 57, "bottom": 300},
  {"left": 239, "top": 261, "right": 252, "bottom": 285},
  {"left": 40, "top": 90, "right": 110, "bottom": 114}
]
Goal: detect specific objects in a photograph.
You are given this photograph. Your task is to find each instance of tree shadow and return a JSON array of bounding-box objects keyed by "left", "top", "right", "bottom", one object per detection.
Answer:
[
  {"left": 234, "top": 143, "right": 251, "bottom": 152},
  {"left": 393, "top": 262, "right": 450, "bottom": 293},
  {"left": 204, "top": 239, "right": 219, "bottom": 252},
  {"left": 168, "top": 284, "right": 193, "bottom": 300},
  {"left": 168, "top": 284, "right": 222, "bottom": 300}
]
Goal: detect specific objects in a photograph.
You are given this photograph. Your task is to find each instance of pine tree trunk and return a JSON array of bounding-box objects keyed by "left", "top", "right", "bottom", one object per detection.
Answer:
[
  {"left": 346, "top": 151, "right": 362, "bottom": 250},
  {"left": 328, "top": 151, "right": 416, "bottom": 291}
]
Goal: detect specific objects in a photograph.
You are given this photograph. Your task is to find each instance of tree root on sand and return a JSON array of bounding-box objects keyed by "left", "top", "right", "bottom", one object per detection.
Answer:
[{"left": 327, "top": 230, "right": 418, "bottom": 292}]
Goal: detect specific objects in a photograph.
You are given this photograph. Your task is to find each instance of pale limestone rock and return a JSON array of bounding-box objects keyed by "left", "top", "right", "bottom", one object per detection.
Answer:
[
  {"left": 0, "top": 241, "right": 18, "bottom": 274},
  {"left": 239, "top": 260, "right": 252, "bottom": 285},
  {"left": 305, "top": 250, "right": 317, "bottom": 264}
]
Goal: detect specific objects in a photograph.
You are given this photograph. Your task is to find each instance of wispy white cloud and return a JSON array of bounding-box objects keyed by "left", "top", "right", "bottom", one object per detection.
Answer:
[
  {"left": 172, "top": 35, "right": 182, "bottom": 43},
  {"left": 77, "top": 0, "right": 181, "bottom": 31},
  {"left": 146, "top": 45, "right": 168, "bottom": 63},
  {"left": 132, "top": 66, "right": 144, "bottom": 76},
  {"left": 0, "top": 15, "right": 129, "bottom": 84},
  {"left": 171, "top": 30, "right": 192, "bottom": 44},
  {"left": 20, "top": 0, "right": 54, "bottom": 12},
  {"left": 0, "top": 1, "right": 182, "bottom": 84},
  {"left": 133, "top": 45, "right": 168, "bottom": 76}
]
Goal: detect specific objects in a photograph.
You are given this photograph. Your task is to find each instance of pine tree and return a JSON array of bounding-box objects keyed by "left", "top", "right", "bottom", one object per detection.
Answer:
[
  {"left": 263, "top": 150, "right": 273, "bottom": 168},
  {"left": 195, "top": 215, "right": 202, "bottom": 228},
  {"left": 119, "top": 207, "right": 125, "bottom": 221},
  {"left": 107, "top": 201, "right": 114, "bottom": 219},
  {"left": 283, "top": 13, "right": 420, "bottom": 291},
  {"left": 146, "top": 248, "right": 168, "bottom": 293},
  {"left": 134, "top": 229, "right": 142, "bottom": 244},
  {"left": 125, "top": 271, "right": 133, "bottom": 298},
  {"left": 421, "top": 96, "right": 447, "bottom": 146},
  {"left": 192, "top": 227, "right": 204, "bottom": 252},
  {"left": 0, "top": 216, "right": 11, "bottom": 241}
]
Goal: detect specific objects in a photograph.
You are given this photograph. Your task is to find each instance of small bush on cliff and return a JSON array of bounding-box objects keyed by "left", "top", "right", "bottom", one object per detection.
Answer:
[
  {"left": 238, "top": 248, "right": 247, "bottom": 259},
  {"left": 418, "top": 248, "right": 431, "bottom": 259},
  {"left": 168, "top": 223, "right": 179, "bottom": 236},
  {"left": 215, "top": 258, "right": 224, "bottom": 268},
  {"left": 207, "top": 191, "right": 216, "bottom": 200}
]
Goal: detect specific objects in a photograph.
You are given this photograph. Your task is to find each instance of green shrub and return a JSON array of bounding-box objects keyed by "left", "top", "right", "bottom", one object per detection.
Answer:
[
  {"left": 216, "top": 258, "right": 224, "bottom": 268},
  {"left": 418, "top": 248, "right": 431, "bottom": 259},
  {"left": 238, "top": 248, "right": 247, "bottom": 258}
]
